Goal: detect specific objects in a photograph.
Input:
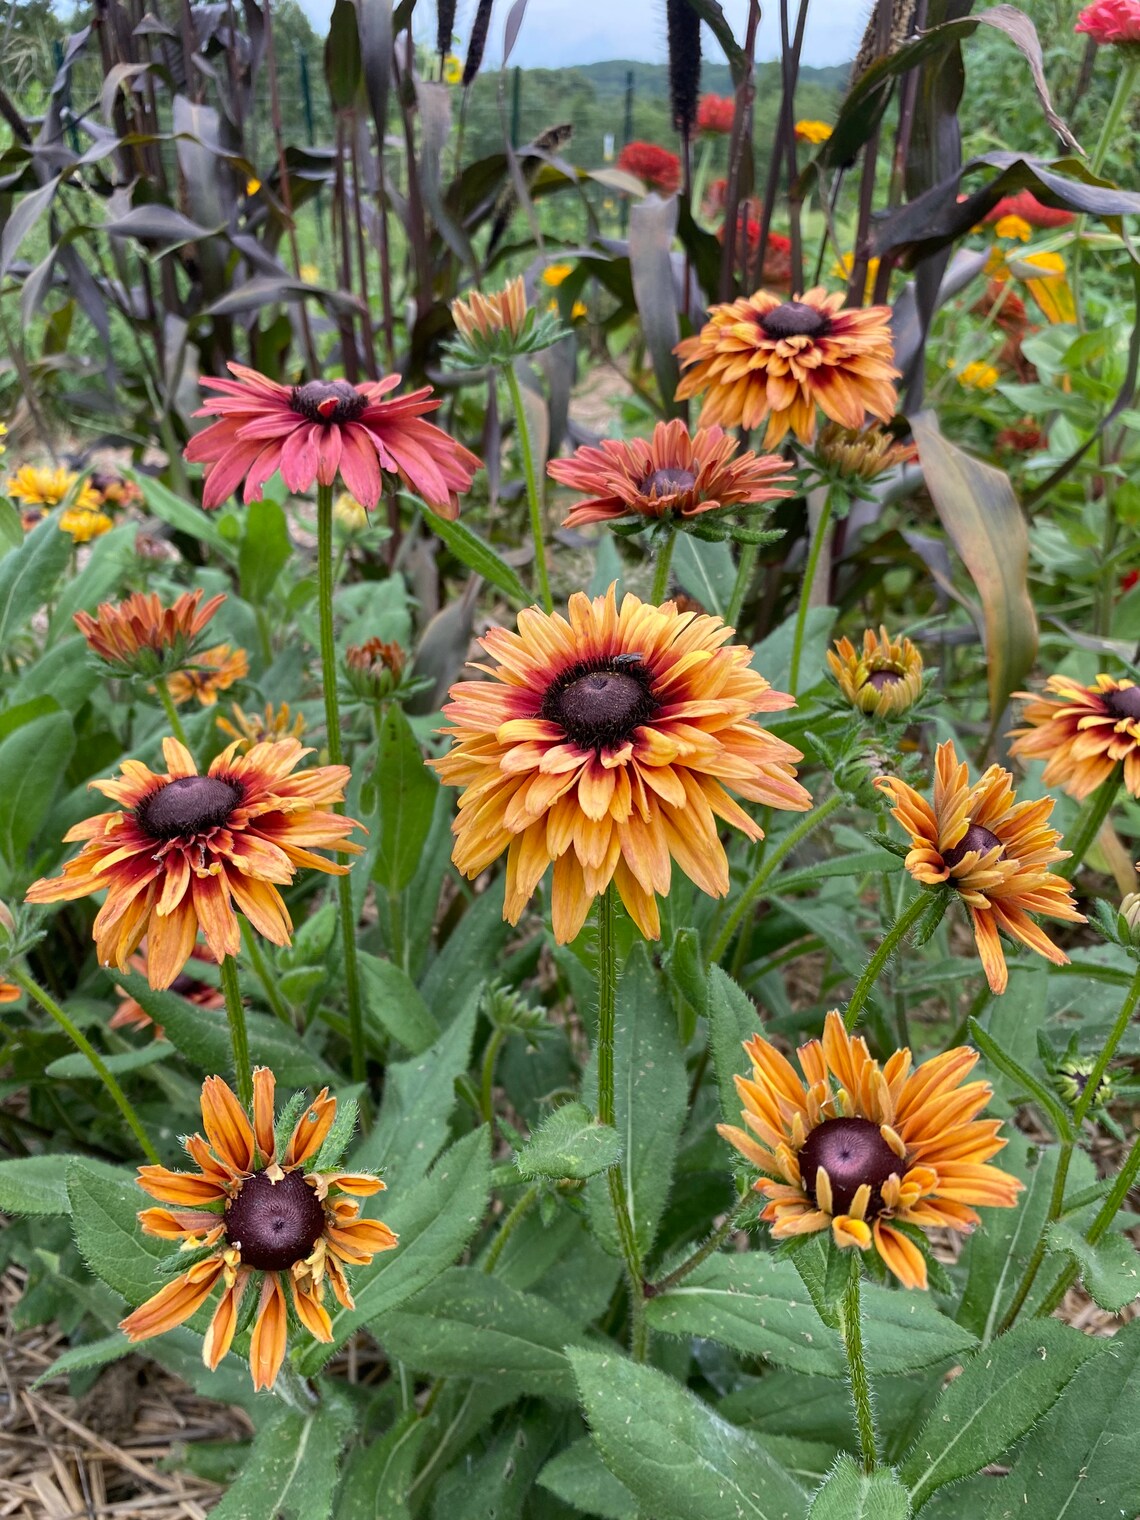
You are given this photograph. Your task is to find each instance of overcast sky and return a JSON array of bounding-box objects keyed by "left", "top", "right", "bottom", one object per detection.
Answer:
[{"left": 299, "top": 0, "right": 868, "bottom": 70}]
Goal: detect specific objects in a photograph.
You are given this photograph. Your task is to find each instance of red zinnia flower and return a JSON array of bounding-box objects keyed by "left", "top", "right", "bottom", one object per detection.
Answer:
[
  {"left": 995, "top": 420, "right": 1045, "bottom": 453},
  {"left": 617, "top": 142, "right": 683, "bottom": 195},
  {"left": 717, "top": 219, "right": 793, "bottom": 287},
  {"left": 184, "top": 365, "right": 480, "bottom": 520},
  {"left": 697, "top": 94, "right": 735, "bottom": 135},
  {"left": 1123, "top": 568, "right": 1140, "bottom": 592},
  {"left": 1076, "top": 0, "right": 1140, "bottom": 47},
  {"left": 983, "top": 191, "right": 1074, "bottom": 230}
]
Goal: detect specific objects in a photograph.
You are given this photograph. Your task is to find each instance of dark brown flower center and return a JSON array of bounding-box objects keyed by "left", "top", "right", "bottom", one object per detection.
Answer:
[
  {"left": 224, "top": 1168, "right": 326, "bottom": 1271},
  {"left": 866, "top": 669, "right": 903, "bottom": 691},
  {"left": 1104, "top": 684, "right": 1140, "bottom": 722},
  {"left": 799, "top": 1116, "right": 900, "bottom": 1218},
  {"left": 640, "top": 467, "right": 697, "bottom": 498},
  {"left": 759, "top": 300, "right": 831, "bottom": 341},
  {"left": 943, "top": 823, "right": 1003, "bottom": 870},
  {"left": 291, "top": 379, "right": 368, "bottom": 425},
  {"left": 136, "top": 776, "right": 242, "bottom": 840},
  {"left": 541, "top": 657, "right": 658, "bottom": 751}
]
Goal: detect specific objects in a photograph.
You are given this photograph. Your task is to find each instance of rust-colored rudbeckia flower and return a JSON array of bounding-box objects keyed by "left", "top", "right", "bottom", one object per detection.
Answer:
[
  {"left": 25, "top": 737, "right": 363, "bottom": 989},
  {"left": 184, "top": 363, "right": 480, "bottom": 519},
  {"left": 452, "top": 276, "right": 528, "bottom": 345},
  {"left": 216, "top": 701, "right": 307, "bottom": 752},
  {"left": 718, "top": 1010, "right": 1022, "bottom": 1289},
  {"left": 675, "top": 286, "right": 900, "bottom": 448},
  {"left": 111, "top": 945, "right": 224, "bottom": 1036},
  {"left": 119, "top": 1070, "right": 396, "bottom": 1389},
  {"left": 75, "top": 589, "right": 226, "bottom": 679},
  {"left": 432, "top": 586, "right": 812, "bottom": 942},
  {"left": 164, "top": 643, "right": 249, "bottom": 707},
  {"left": 1008, "top": 675, "right": 1140, "bottom": 800},
  {"left": 827, "top": 626, "right": 923, "bottom": 719},
  {"left": 875, "top": 740, "right": 1084, "bottom": 994},
  {"left": 815, "top": 422, "right": 916, "bottom": 483},
  {"left": 547, "top": 420, "right": 795, "bottom": 530}
]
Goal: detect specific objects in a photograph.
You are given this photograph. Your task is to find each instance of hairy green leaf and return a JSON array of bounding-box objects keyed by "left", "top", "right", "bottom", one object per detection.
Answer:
[
  {"left": 538, "top": 1438, "right": 638, "bottom": 1520},
  {"left": 516, "top": 1102, "right": 622, "bottom": 1181},
  {"left": 808, "top": 1456, "right": 911, "bottom": 1520},
  {"left": 209, "top": 1393, "right": 353, "bottom": 1520},
  {"left": 1045, "top": 1222, "right": 1140, "bottom": 1313},
  {"left": 372, "top": 703, "right": 439, "bottom": 894},
  {"left": 358, "top": 950, "right": 441, "bottom": 1056}
]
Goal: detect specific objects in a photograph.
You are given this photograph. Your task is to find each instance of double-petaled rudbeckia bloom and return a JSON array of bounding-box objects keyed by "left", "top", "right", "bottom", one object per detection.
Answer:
[
  {"left": 432, "top": 586, "right": 812, "bottom": 942},
  {"left": 75, "top": 589, "right": 226, "bottom": 679},
  {"left": 675, "top": 287, "right": 899, "bottom": 447},
  {"left": 1008, "top": 675, "right": 1140, "bottom": 800},
  {"left": 119, "top": 1070, "right": 396, "bottom": 1389},
  {"left": 25, "top": 738, "right": 363, "bottom": 989},
  {"left": 184, "top": 364, "right": 480, "bottom": 519},
  {"left": 719, "top": 1011, "right": 1022, "bottom": 1288},
  {"left": 547, "top": 419, "right": 795, "bottom": 529},
  {"left": 827, "top": 626, "right": 923, "bottom": 719},
  {"left": 875, "top": 740, "right": 1084, "bottom": 994}
]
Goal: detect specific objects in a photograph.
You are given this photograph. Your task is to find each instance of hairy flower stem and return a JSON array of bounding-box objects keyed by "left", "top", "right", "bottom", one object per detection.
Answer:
[
  {"left": 650, "top": 525, "right": 678, "bottom": 604},
  {"left": 1037, "top": 1115, "right": 1140, "bottom": 1317},
  {"left": 504, "top": 364, "right": 553, "bottom": 614},
  {"left": 154, "top": 675, "right": 190, "bottom": 750},
  {"left": 1056, "top": 766, "right": 1123, "bottom": 881},
  {"left": 480, "top": 1027, "right": 507, "bottom": 1127},
  {"left": 595, "top": 886, "right": 648, "bottom": 1360},
  {"left": 840, "top": 1267, "right": 879, "bottom": 1473},
  {"left": 648, "top": 1191, "right": 753, "bottom": 1295},
  {"left": 710, "top": 792, "right": 844, "bottom": 965},
  {"left": 1072, "top": 59, "right": 1139, "bottom": 317},
  {"left": 725, "top": 540, "right": 758, "bottom": 629},
  {"left": 788, "top": 487, "right": 834, "bottom": 699},
  {"left": 316, "top": 482, "right": 366, "bottom": 1084},
  {"left": 482, "top": 1185, "right": 540, "bottom": 1274},
  {"left": 10, "top": 965, "right": 159, "bottom": 1164},
  {"left": 240, "top": 920, "right": 290, "bottom": 1026},
  {"left": 843, "top": 890, "right": 931, "bottom": 1032},
  {"left": 219, "top": 955, "right": 253, "bottom": 1109},
  {"left": 999, "top": 959, "right": 1140, "bottom": 1333}
]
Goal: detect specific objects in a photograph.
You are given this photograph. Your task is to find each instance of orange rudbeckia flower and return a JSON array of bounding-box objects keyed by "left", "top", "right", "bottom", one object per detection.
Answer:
[{"left": 1009, "top": 674, "right": 1140, "bottom": 800}]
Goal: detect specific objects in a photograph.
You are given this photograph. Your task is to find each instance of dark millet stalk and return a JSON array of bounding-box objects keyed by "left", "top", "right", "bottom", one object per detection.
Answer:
[{"left": 463, "top": 0, "right": 494, "bottom": 87}]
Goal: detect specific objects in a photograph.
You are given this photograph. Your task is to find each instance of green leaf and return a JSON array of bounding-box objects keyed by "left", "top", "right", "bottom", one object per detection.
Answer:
[
  {"left": 706, "top": 964, "right": 761, "bottom": 1127},
  {"left": 133, "top": 470, "right": 235, "bottom": 557},
  {"left": 0, "top": 513, "right": 71, "bottom": 646},
  {"left": 1044, "top": 1221, "right": 1140, "bottom": 1312},
  {"left": 373, "top": 703, "right": 439, "bottom": 894},
  {"left": 110, "top": 970, "right": 334, "bottom": 1087},
  {"left": 67, "top": 1162, "right": 167, "bottom": 1304},
  {"left": 516, "top": 1102, "right": 623, "bottom": 1181},
  {"left": 584, "top": 944, "right": 687, "bottom": 1257},
  {"left": 909, "top": 410, "right": 1036, "bottom": 726},
  {"left": 417, "top": 502, "right": 529, "bottom": 605},
  {"left": 808, "top": 1457, "right": 911, "bottom": 1520},
  {"left": 569, "top": 1348, "right": 807, "bottom": 1520},
  {"left": 753, "top": 605, "right": 838, "bottom": 695},
  {"left": 358, "top": 950, "right": 440, "bottom": 1055},
  {"left": 538, "top": 1438, "right": 638, "bottom": 1520},
  {"left": 31, "top": 1332, "right": 134, "bottom": 1388},
  {"left": 645, "top": 1254, "right": 978, "bottom": 1377},
  {"left": 629, "top": 195, "right": 682, "bottom": 418},
  {"left": 967, "top": 1019, "right": 1071, "bottom": 1140},
  {"left": 299, "top": 1126, "right": 491, "bottom": 1373},
  {"left": 324, "top": 0, "right": 362, "bottom": 110},
  {"left": 0, "top": 710, "right": 75, "bottom": 865},
  {"left": 419, "top": 885, "right": 512, "bottom": 1014},
  {"left": 0, "top": 1155, "right": 127, "bottom": 1216},
  {"left": 899, "top": 1320, "right": 1102, "bottom": 1512},
  {"left": 431, "top": 1405, "right": 563, "bottom": 1520},
  {"left": 46, "top": 1041, "right": 172, "bottom": 1080},
  {"left": 336, "top": 1409, "right": 430, "bottom": 1520},
  {"left": 982, "top": 1318, "right": 1140, "bottom": 1520},
  {"left": 238, "top": 497, "right": 292, "bottom": 606},
  {"left": 376, "top": 1265, "right": 588, "bottom": 1395},
  {"left": 673, "top": 533, "right": 736, "bottom": 618},
  {"left": 209, "top": 1394, "right": 354, "bottom": 1520}
]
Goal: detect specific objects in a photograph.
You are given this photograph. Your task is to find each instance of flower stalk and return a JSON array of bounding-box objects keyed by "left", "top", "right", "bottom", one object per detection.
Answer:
[
  {"left": 843, "top": 890, "right": 931, "bottom": 1031},
  {"left": 153, "top": 674, "right": 191, "bottom": 750},
  {"left": 650, "top": 524, "right": 678, "bottom": 604},
  {"left": 840, "top": 1267, "right": 879, "bottom": 1473},
  {"left": 504, "top": 364, "right": 553, "bottom": 614},
  {"left": 1056, "top": 765, "right": 1124, "bottom": 881},
  {"left": 789, "top": 487, "right": 835, "bottom": 698},
  {"left": 219, "top": 955, "right": 253, "bottom": 1109}
]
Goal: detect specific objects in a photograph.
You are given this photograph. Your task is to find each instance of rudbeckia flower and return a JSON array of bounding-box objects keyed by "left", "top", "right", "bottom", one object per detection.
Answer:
[
  {"left": 719, "top": 1011, "right": 1022, "bottom": 1288},
  {"left": 75, "top": 589, "right": 226, "bottom": 680},
  {"left": 432, "top": 585, "right": 812, "bottom": 942},
  {"left": 164, "top": 643, "right": 249, "bottom": 707},
  {"left": 827, "top": 626, "right": 923, "bottom": 718},
  {"left": 25, "top": 737, "right": 363, "bottom": 988},
  {"left": 59, "top": 506, "right": 113, "bottom": 542},
  {"left": 119, "top": 1070, "right": 396, "bottom": 1389},
  {"left": 216, "top": 701, "right": 307, "bottom": 752},
  {"left": 1009, "top": 674, "right": 1140, "bottom": 799},
  {"left": 875, "top": 740, "right": 1084, "bottom": 993},
  {"left": 5, "top": 465, "right": 97, "bottom": 510}
]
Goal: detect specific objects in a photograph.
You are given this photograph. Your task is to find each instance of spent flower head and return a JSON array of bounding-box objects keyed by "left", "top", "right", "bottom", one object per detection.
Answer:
[{"left": 811, "top": 422, "right": 916, "bottom": 489}]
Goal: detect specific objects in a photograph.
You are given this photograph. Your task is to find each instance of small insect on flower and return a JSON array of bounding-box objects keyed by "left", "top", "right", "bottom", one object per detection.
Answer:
[
  {"left": 119, "top": 1070, "right": 396, "bottom": 1389},
  {"left": 827, "top": 626, "right": 923, "bottom": 719},
  {"left": 1009, "top": 675, "right": 1140, "bottom": 800},
  {"left": 719, "top": 1011, "right": 1022, "bottom": 1288}
]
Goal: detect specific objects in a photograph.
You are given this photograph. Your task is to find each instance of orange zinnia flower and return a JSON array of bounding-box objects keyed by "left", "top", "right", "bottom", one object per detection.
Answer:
[
  {"left": 675, "top": 286, "right": 900, "bottom": 448},
  {"left": 164, "top": 643, "right": 249, "bottom": 707},
  {"left": 548, "top": 420, "right": 794, "bottom": 529},
  {"left": 875, "top": 740, "right": 1084, "bottom": 994},
  {"left": 184, "top": 364, "right": 480, "bottom": 519},
  {"left": 26, "top": 737, "right": 363, "bottom": 989},
  {"left": 119, "top": 1070, "right": 396, "bottom": 1389},
  {"left": 75, "top": 589, "right": 226, "bottom": 678},
  {"left": 1008, "top": 675, "right": 1140, "bottom": 800},
  {"left": 432, "top": 586, "right": 812, "bottom": 942},
  {"left": 827, "top": 626, "right": 923, "bottom": 719},
  {"left": 719, "top": 1011, "right": 1022, "bottom": 1289}
]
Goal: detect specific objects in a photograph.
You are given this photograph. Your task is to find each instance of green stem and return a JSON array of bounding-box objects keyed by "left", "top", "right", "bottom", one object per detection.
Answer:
[
  {"left": 10, "top": 965, "right": 159, "bottom": 1164},
  {"left": 595, "top": 886, "right": 647, "bottom": 1360},
  {"left": 725, "top": 540, "right": 758, "bottom": 630},
  {"left": 154, "top": 675, "right": 190, "bottom": 750},
  {"left": 1056, "top": 766, "right": 1123, "bottom": 881},
  {"left": 480, "top": 1027, "right": 507, "bottom": 1127},
  {"left": 648, "top": 1191, "right": 752, "bottom": 1295},
  {"left": 840, "top": 1268, "right": 879, "bottom": 1473},
  {"left": 1072, "top": 59, "right": 1139, "bottom": 311},
  {"left": 316, "top": 481, "right": 366, "bottom": 1085},
  {"left": 843, "top": 891, "right": 931, "bottom": 1032},
  {"left": 240, "top": 920, "right": 291, "bottom": 1026},
  {"left": 1037, "top": 1117, "right": 1140, "bottom": 1317},
  {"left": 482, "top": 1184, "right": 540, "bottom": 1274},
  {"left": 788, "top": 488, "right": 834, "bottom": 700},
  {"left": 999, "top": 959, "right": 1140, "bottom": 1333},
  {"left": 650, "top": 524, "right": 678, "bottom": 604},
  {"left": 710, "top": 792, "right": 844, "bottom": 966},
  {"left": 505, "top": 364, "right": 553, "bottom": 614},
  {"left": 219, "top": 955, "right": 253, "bottom": 1109}
]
